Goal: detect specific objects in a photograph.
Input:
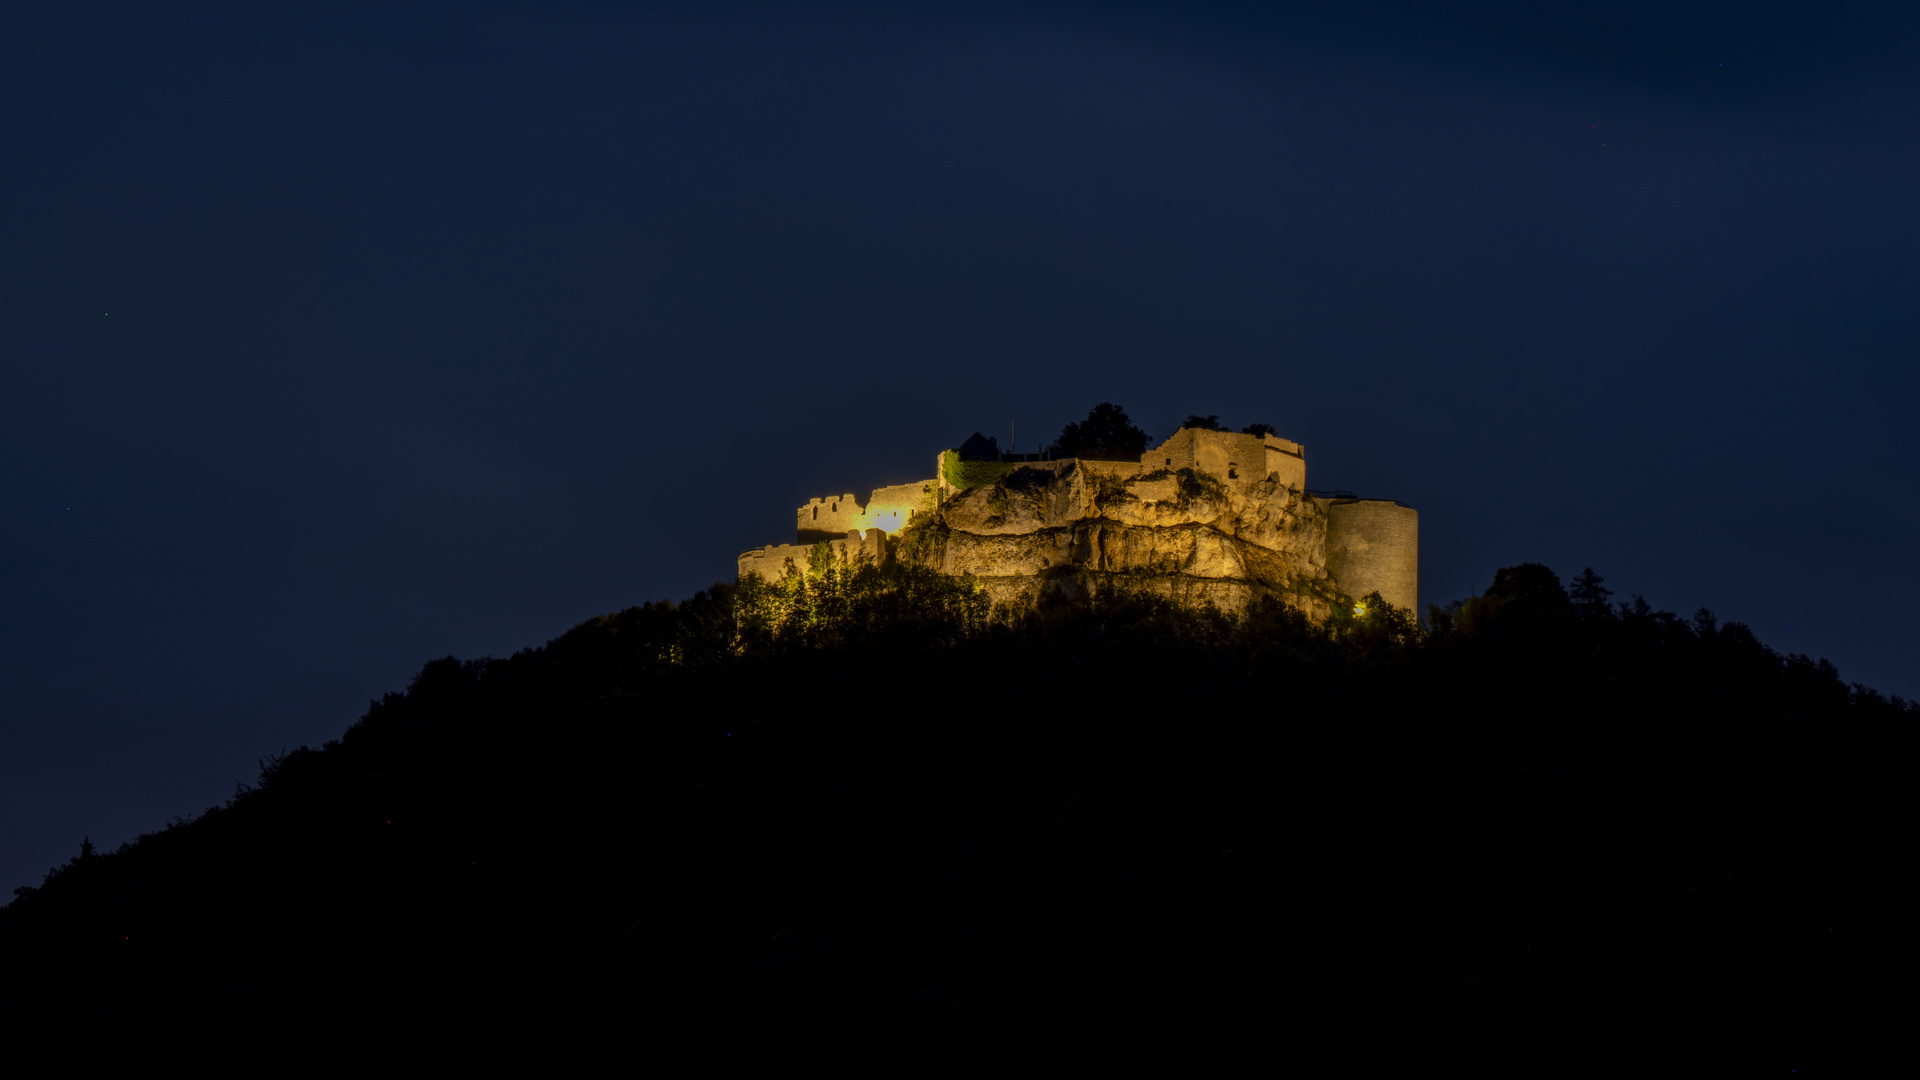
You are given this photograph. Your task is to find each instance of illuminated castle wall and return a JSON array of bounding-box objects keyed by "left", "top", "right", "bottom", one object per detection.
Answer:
[
  {"left": 1144, "top": 429, "right": 1306, "bottom": 492},
  {"left": 738, "top": 426, "right": 1419, "bottom": 615},
  {"left": 794, "top": 481, "right": 937, "bottom": 545}
]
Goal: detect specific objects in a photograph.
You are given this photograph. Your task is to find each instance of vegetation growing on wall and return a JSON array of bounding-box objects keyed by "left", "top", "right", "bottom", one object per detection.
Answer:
[
  {"left": 1163, "top": 466, "right": 1228, "bottom": 508},
  {"left": 940, "top": 448, "right": 1016, "bottom": 492},
  {"left": 1088, "top": 468, "right": 1137, "bottom": 506},
  {"left": 892, "top": 506, "right": 948, "bottom": 569},
  {"left": 985, "top": 484, "right": 1011, "bottom": 520}
]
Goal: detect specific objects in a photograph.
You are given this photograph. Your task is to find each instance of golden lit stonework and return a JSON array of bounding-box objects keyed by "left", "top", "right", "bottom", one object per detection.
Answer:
[{"left": 738, "top": 425, "right": 1419, "bottom": 620}]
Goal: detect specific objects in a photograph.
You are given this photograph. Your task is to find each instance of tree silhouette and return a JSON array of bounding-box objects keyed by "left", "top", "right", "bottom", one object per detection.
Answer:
[
  {"left": 1569, "top": 567, "right": 1613, "bottom": 621},
  {"left": 1050, "top": 402, "right": 1152, "bottom": 461},
  {"left": 1487, "top": 562, "right": 1569, "bottom": 611},
  {"left": 1240, "top": 422, "right": 1278, "bottom": 437},
  {"left": 1181, "top": 414, "right": 1226, "bottom": 431}
]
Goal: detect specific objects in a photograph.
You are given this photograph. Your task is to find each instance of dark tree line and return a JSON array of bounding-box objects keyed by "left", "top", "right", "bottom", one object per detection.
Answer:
[
  {"left": 0, "top": 563, "right": 1904, "bottom": 1065},
  {"left": 1047, "top": 401, "right": 1152, "bottom": 460},
  {"left": 1179, "top": 413, "right": 1279, "bottom": 437},
  {"left": 1025, "top": 404, "right": 1282, "bottom": 464}
]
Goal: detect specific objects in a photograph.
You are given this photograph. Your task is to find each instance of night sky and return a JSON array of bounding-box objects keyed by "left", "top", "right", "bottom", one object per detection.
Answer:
[{"left": 5, "top": 1, "right": 1916, "bottom": 895}]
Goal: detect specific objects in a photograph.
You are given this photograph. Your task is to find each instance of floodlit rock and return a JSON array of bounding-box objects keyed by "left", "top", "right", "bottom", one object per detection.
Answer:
[
  {"left": 904, "top": 458, "right": 1338, "bottom": 618},
  {"left": 742, "top": 426, "right": 1418, "bottom": 619}
]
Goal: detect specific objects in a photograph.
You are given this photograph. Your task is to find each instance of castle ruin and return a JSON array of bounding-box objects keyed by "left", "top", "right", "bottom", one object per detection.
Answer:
[{"left": 738, "top": 426, "right": 1418, "bottom": 619}]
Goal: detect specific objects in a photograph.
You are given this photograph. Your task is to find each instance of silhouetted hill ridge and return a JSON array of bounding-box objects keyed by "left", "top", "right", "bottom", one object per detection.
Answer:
[{"left": 0, "top": 564, "right": 1903, "bottom": 1061}]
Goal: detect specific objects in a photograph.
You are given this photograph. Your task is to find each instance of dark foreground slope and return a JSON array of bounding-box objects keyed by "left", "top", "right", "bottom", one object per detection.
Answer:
[{"left": 1, "top": 563, "right": 1905, "bottom": 1062}]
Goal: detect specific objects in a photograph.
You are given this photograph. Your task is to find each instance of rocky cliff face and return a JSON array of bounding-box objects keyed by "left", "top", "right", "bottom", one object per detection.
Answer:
[{"left": 901, "top": 459, "right": 1337, "bottom": 618}]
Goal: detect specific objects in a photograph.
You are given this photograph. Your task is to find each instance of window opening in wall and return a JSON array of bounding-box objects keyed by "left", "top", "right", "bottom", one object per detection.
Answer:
[
  {"left": 812, "top": 507, "right": 818, "bottom": 520},
  {"left": 1228, "top": 464, "right": 1239, "bottom": 478},
  {"left": 1166, "top": 458, "right": 1172, "bottom": 466}
]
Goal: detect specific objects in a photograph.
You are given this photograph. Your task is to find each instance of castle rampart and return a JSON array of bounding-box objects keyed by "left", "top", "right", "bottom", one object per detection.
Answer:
[
  {"left": 795, "top": 481, "right": 938, "bottom": 544},
  {"left": 797, "top": 493, "right": 866, "bottom": 544},
  {"left": 739, "top": 528, "right": 888, "bottom": 581},
  {"left": 863, "top": 480, "right": 936, "bottom": 536}
]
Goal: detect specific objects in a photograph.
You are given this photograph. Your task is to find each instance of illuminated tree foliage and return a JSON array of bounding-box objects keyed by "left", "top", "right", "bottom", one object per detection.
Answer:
[{"left": 733, "top": 545, "right": 991, "bottom": 650}]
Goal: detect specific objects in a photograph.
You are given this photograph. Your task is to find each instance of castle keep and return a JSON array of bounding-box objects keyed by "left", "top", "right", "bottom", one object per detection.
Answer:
[{"left": 738, "top": 426, "right": 1418, "bottom": 619}]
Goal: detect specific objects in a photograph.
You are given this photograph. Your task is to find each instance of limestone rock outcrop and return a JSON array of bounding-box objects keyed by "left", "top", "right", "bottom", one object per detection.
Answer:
[
  {"left": 739, "top": 425, "right": 1418, "bottom": 619},
  {"left": 903, "top": 458, "right": 1339, "bottom": 618}
]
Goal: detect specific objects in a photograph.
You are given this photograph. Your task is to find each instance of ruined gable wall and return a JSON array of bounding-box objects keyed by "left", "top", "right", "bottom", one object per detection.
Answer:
[
  {"left": 1147, "top": 429, "right": 1292, "bottom": 487},
  {"left": 1263, "top": 434, "right": 1305, "bottom": 491},
  {"left": 797, "top": 493, "right": 866, "bottom": 543},
  {"left": 864, "top": 479, "right": 937, "bottom": 535},
  {"left": 1143, "top": 429, "right": 1198, "bottom": 472},
  {"left": 1198, "top": 430, "right": 1267, "bottom": 483}
]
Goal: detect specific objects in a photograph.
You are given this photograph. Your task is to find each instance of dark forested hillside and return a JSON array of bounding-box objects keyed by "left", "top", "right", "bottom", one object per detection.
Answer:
[{"left": 2, "top": 562, "right": 1904, "bottom": 1062}]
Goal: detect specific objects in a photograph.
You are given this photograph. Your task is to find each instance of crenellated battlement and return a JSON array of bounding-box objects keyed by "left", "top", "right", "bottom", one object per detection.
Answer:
[
  {"left": 797, "top": 493, "right": 867, "bottom": 543},
  {"left": 739, "top": 528, "right": 889, "bottom": 582},
  {"left": 794, "top": 481, "right": 938, "bottom": 544}
]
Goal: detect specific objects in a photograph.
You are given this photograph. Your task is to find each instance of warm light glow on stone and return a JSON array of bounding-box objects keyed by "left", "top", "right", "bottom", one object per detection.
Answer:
[
  {"left": 868, "top": 506, "right": 912, "bottom": 534},
  {"left": 743, "top": 428, "right": 1418, "bottom": 621}
]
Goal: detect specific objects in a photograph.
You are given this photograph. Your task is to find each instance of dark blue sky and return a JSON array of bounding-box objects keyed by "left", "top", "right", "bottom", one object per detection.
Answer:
[{"left": 5, "top": 1, "right": 1916, "bottom": 894}]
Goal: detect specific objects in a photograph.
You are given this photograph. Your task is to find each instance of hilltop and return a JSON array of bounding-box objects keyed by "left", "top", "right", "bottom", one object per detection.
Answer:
[
  {"left": 0, "top": 564, "right": 1904, "bottom": 1061},
  {"left": 741, "top": 415, "right": 1419, "bottom": 621}
]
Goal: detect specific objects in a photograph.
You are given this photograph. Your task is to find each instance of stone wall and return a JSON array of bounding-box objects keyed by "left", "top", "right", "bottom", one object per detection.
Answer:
[
  {"left": 1194, "top": 431, "right": 1263, "bottom": 483},
  {"left": 864, "top": 479, "right": 937, "bottom": 535},
  {"left": 738, "top": 425, "right": 1414, "bottom": 625},
  {"left": 1139, "top": 429, "right": 1304, "bottom": 491},
  {"left": 797, "top": 493, "right": 865, "bottom": 544},
  {"left": 738, "top": 529, "right": 888, "bottom": 582},
  {"left": 1320, "top": 498, "right": 1419, "bottom": 615},
  {"left": 1143, "top": 428, "right": 1199, "bottom": 472},
  {"left": 1262, "top": 434, "right": 1306, "bottom": 492}
]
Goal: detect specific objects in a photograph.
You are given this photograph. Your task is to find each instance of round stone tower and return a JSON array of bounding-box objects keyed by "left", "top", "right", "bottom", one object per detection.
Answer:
[{"left": 1322, "top": 498, "right": 1419, "bottom": 615}]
